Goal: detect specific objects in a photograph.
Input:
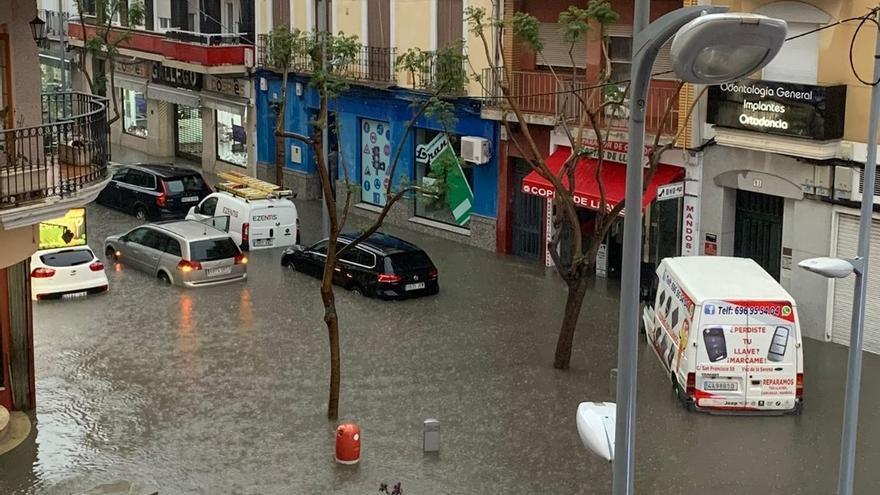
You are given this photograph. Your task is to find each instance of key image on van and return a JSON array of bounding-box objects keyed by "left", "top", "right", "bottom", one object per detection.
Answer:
[{"left": 642, "top": 257, "right": 804, "bottom": 415}]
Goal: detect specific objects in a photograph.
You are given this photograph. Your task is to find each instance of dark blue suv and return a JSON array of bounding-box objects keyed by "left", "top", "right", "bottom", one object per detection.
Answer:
[{"left": 96, "top": 164, "right": 212, "bottom": 221}]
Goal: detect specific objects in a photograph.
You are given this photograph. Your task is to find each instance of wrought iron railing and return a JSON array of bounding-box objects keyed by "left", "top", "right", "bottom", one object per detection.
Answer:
[
  {"left": 165, "top": 29, "right": 250, "bottom": 46},
  {"left": 1, "top": 92, "right": 109, "bottom": 207},
  {"left": 481, "top": 67, "right": 680, "bottom": 136},
  {"left": 258, "top": 33, "right": 397, "bottom": 85},
  {"left": 414, "top": 50, "right": 467, "bottom": 94}
]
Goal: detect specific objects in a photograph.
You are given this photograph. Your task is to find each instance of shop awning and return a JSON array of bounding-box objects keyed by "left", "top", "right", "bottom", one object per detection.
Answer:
[
  {"left": 114, "top": 74, "right": 149, "bottom": 93},
  {"left": 521, "top": 147, "right": 685, "bottom": 213},
  {"left": 147, "top": 84, "right": 200, "bottom": 107},
  {"left": 201, "top": 93, "right": 249, "bottom": 115}
]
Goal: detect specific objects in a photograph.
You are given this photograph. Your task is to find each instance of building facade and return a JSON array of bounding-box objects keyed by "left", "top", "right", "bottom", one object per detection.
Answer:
[
  {"left": 1, "top": 0, "right": 111, "bottom": 412},
  {"left": 697, "top": 0, "right": 880, "bottom": 350}
]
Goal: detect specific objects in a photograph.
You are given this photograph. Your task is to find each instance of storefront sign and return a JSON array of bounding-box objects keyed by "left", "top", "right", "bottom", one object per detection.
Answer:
[
  {"left": 361, "top": 119, "right": 391, "bottom": 206},
  {"left": 682, "top": 201, "right": 697, "bottom": 256},
  {"left": 596, "top": 243, "right": 608, "bottom": 278},
  {"left": 115, "top": 61, "right": 152, "bottom": 78},
  {"left": 204, "top": 75, "right": 251, "bottom": 99},
  {"left": 657, "top": 182, "right": 684, "bottom": 201},
  {"left": 707, "top": 79, "right": 846, "bottom": 140},
  {"left": 39, "top": 208, "right": 86, "bottom": 250},
  {"left": 704, "top": 233, "right": 717, "bottom": 256},
  {"left": 416, "top": 133, "right": 473, "bottom": 226},
  {"left": 151, "top": 63, "right": 202, "bottom": 91},
  {"left": 581, "top": 138, "right": 654, "bottom": 166}
]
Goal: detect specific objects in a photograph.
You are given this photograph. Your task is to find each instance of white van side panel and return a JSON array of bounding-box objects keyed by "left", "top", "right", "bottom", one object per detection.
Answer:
[
  {"left": 217, "top": 196, "right": 246, "bottom": 247},
  {"left": 646, "top": 268, "right": 697, "bottom": 384}
]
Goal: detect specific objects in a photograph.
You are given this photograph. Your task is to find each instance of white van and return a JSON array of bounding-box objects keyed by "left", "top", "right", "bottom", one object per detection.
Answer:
[
  {"left": 186, "top": 191, "right": 299, "bottom": 251},
  {"left": 642, "top": 256, "right": 804, "bottom": 414}
]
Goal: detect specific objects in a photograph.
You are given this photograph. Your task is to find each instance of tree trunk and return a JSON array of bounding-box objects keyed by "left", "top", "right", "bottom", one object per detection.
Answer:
[
  {"left": 553, "top": 265, "right": 595, "bottom": 370},
  {"left": 275, "top": 135, "right": 285, "bottom": 186},
  {"left": 274, "top": 68, "right": 290, "bottom": 186}
]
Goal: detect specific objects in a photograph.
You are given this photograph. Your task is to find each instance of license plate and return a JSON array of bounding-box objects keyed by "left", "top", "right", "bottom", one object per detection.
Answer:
[
  {"left": 182, "top": 196, "right": 199, "bottom": 203},
  {"left": 405, "top": 282, "right": 426, "bottom": 291},
  {"left": 704, "top": 380, "right": 738, "bottom": 392},
  {"left": 253, "top": 238, "right": 273, "bottom": 247},
  {"left": 62, "top": 291, "right": 88, "bottom": 299},
  {"left": 207, "top": 266, "right": 232, "bottom": 277}
]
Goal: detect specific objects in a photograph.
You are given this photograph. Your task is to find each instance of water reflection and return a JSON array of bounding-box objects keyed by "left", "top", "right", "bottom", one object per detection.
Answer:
[
  {"left": 176, "top": 293, "right": 202, "bottom": 381},
  {"left": 239, "top": 288, "right": 253, "bottom": 331}
]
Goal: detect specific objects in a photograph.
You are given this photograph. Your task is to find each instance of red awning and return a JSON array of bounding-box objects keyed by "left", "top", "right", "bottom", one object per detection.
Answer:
[{"left": 521, "top": 147, "right": 684, "bottom": 213}]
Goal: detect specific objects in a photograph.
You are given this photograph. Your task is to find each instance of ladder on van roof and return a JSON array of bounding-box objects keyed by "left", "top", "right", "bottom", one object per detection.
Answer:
[{"left": 215, "top": 171, "right": 294, "bottom": 200}]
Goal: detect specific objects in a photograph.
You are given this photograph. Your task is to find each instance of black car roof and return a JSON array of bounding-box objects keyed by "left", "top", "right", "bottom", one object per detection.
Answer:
[
  {"left": 338, "top": 232, "right": 421, "bottom": 255},
  {"left": 127, "top": 163, "right": 202, "bottom": 179}
]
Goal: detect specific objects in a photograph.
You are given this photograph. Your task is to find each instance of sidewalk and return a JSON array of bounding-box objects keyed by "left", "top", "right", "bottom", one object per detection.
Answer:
[{"left": 110, "top": 144, "right": 199, "bottom": 169}]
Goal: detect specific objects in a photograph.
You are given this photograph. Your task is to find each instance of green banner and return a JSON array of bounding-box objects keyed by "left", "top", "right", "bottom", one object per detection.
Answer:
[{"left": 418, "top": 134, "right": 474, "bottom": 226}]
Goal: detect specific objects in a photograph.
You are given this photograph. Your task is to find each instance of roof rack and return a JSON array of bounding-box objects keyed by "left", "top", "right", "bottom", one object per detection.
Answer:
[{"left": 215, "top": 171, "right": 294, "bottom": 200}]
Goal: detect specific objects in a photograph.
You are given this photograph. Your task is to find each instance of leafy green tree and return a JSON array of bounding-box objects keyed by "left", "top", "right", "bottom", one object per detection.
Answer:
[
  {"left": 266, "top": 28, "right": 467, "bottom": 419},
  {"left": 74, "top": 0, "right": 145, "bottom": 126},
  {"left": 468, "top": 3, "right": 695, "bottom": 369}
]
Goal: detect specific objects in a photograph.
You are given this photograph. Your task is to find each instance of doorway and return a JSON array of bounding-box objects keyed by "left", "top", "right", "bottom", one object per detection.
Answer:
[
  {"left": 511, "top": 158, "right": 544, "bottom": 260},
  {"left": 734, "top": 189, "right": 783, "bottom": 279},
  {"left": 174, "top": 104, "right": 203, "bottom": 163}
]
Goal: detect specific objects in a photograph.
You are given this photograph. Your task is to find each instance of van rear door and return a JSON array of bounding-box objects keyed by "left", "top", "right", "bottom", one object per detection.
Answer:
[
  {"left": 741, "top": 301, "right": 800, "bottom": 412},
  {"left": 249, "top": 201, "right": 297, "bottom": 250},
  {"left": 695, "top": 301, "right": 748, "bottom": 410}
]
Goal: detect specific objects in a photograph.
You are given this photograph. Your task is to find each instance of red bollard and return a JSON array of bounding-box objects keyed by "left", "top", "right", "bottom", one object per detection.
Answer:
[{"left": 335, "top": 423, "right": 361, "bottom": 464}]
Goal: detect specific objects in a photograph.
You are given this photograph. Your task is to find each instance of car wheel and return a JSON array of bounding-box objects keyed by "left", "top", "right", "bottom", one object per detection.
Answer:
[
  {"left": 351, "top": 285, "right": 365, "bottom": 297},
  {"left": 105, "top": 247, "right": 118, "bottom": 262},
  {"left": 158, "top": 271, "right": 171, "bottom": 285},
  {"left": 135, "top": 206, "right": 148, "bottom": 222}
]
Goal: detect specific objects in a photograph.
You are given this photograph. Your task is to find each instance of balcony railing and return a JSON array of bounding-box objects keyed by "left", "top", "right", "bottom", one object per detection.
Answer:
[
  {"left": 258, "top": 33, "right": 397, "bottom": 85},
  {"left": 1, "top": 92, "right": 109, "bottom": 207},
  {"left": 414, "top": 51, "right": 467, "bottom": 95},
  {"left": 164, "top": 30, "right": 249, "bottom": 47},
  {"left": 482, "top": 68, "right": 680, "bottom": 136}
]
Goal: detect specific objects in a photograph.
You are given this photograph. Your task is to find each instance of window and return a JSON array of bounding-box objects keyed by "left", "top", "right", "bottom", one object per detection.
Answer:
[
  {"left": 608, "top": 36, "right": 632, "bottom": 83},
  {"left": 537, "top": 22, "right": 587, "bottom": 68},
  {"left": 125, "top": 228, "right": 150, "bottom": 245},
  {"left": 385, "top": 251, "right": 433, "bottom": 273},
  {"left": 413, "top": 128, "right": 473, "bottom": 227},
  {"left": 436, "top": 0, "right": 463, "bottom": 49},
  {"left": 143, "top": 230, "right": 170, "bottom": 251},
  {"left": 127, "top": 170, "right": 156, "bottom": 189},
  {"left": 216, "top": 110, "right": 247, "bottom": 167},
  {"left": 189, "top": 238, "right": 239, "bottom": 261},
  {"left": 39, "top": 249, "right": 94, "bottom": 267},
  {"left": 122, "top": 88, "right": 148, "bottom": 138},
  {"left": 309, "top": 240, "right": 329, "bottom": 255},
  {"left": 272, "top": 0, "right": 290, "bottom": 28},
  {"left": 159, "top": 17, "right": 173, "bottom": 30},
  {"left": 165, "top": 238, "right": 182, "bottom": 257},
  {"left": 360, "top": 118, "right": 391, "bottom": 206},
  {"left": 163, "top": 175, "right": 205, "bottom": 194},
  {"left": 112, "top": 168, "right": 129, "bottom": 181},
  {"left": 199, "top": 197, "right": 219, "bottom": 216}
]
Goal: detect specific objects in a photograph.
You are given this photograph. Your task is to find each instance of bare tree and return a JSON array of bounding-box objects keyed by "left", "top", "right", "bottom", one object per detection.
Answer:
[
  {"left": 266, "top": 28, "right": 467, "bottom": 419},
  {"left": 468, "top": 3, "right": 701, "bottom": 369},
  {"left": 73, "top": 0, "right": 145, "bottom": 126}
]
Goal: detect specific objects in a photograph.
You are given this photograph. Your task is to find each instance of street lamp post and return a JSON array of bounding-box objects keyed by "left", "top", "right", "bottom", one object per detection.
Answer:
[
  {"left": 574, "top": 4, "right": 787, "bottom": 495},
  {"left": 798, "top": 22, "right": 880, "bottom": 495}
]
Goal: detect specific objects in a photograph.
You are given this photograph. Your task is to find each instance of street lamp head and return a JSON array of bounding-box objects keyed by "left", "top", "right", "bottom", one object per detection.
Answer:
[
  {"left": 671, "top": 13, "right": 787, "bottom": 84},
  {"left": 576, "top": 402, "right": 616, "bottom": 462},
  {"left": 798, "top": 257, "right": 855, "bottom": 279}
]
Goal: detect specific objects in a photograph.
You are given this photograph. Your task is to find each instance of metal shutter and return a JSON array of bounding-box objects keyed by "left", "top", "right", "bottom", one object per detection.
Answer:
[
  {"left": 538, "top": 22, "right": 587, "bottom": 68},
  {"left": 831, "top": 213, "right": 880, "bottom": 354},
  {"left": 605, "top": 24, "right": 674, "bottom": 80}
]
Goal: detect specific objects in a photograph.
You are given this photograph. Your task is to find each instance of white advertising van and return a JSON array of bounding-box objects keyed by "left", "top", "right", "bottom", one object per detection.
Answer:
[{"left": 642, "top": 256, "right": 804, "bottom": 414}]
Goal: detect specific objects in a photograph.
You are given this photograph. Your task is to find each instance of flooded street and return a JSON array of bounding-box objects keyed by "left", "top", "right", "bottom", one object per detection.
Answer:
[{"left": 1, "top": 201, "right": 880, "bottom": 494}]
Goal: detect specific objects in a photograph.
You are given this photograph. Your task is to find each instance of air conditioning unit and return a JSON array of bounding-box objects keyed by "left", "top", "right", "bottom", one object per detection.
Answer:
[
  {"left": 848, "top": 166, "right": 880, "bottom": 204},
  {"left": 461, "top": 136, "right": 491, "bottom": 165}
]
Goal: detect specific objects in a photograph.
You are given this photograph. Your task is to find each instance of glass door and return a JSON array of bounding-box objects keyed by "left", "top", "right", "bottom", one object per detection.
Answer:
[{"left": 174, "top": 104, "right": 203, "bottom": 163}]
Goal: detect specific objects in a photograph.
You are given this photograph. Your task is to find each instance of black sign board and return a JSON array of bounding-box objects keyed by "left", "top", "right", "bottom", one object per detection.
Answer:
[
  {"left": 151, "top": 63, "right": 202, "bottom": 91},
  {"left": 707, "top": 79, "right": 846, "bottom": 140}
]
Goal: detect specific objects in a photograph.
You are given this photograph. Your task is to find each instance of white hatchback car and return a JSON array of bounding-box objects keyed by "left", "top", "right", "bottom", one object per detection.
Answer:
[{"left": 30, "top": 246, "right": 109, "bottom": 300}]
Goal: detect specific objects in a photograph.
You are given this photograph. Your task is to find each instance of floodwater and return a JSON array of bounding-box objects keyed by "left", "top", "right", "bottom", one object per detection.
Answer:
[{"left": 1, "top": 201, "right": 879, "bottom": 494}]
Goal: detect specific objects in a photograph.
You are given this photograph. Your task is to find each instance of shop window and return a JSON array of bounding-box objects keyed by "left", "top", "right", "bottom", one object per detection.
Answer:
[
  {"left": 216, "top": 110, "right": 247, "bottom": 167},
  {"left": 608, "top": 36, "right": 632, "bottom": 83},
  {"left": 413, "top": 128, "right": 474, "bottom": 227},
  {"left": 360, "top": 118, "right": 392, "bottom": 206},
  {"left": 122, "top": 88, "right": 148, "bottom": 138}
]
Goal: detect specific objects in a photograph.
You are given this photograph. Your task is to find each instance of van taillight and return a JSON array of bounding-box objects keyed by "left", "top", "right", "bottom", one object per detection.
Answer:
[
  {"left": 796, "top": 373, "right": 804, "bottom": 399},
  {"left": 686, "top": 372, "right": 696, "bottom": 396},
  {"left": 296, "top": 218, "right": 301, "bottom": 244},
  {"left": 242, "top": 222, "right": 250, "bottom": 243}
]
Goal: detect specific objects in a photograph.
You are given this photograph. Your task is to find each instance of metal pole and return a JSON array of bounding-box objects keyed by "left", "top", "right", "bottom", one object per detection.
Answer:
[
  {"left": 837, "top": 21, "right": 880, "bottom": 495},
  {"left": 59, "top": 0, "right": 68, "bottom": 91},
  {"left": 321, "top": 1, "right": 330, "bottom": 238}
]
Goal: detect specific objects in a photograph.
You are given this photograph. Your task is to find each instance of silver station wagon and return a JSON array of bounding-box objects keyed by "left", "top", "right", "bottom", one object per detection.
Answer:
[{"left": 104, "top": 220, "right": 247, "bottom": 287}]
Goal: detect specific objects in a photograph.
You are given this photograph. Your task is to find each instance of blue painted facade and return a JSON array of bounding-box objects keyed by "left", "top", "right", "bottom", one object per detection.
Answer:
[{"left": 255, "top": 70, "right": 499, "bottom": 220}]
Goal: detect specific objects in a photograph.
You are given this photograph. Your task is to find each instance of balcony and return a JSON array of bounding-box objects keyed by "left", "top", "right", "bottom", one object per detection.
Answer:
[
  {"left": 413, "top": 51, "right": 467, "bottom": 95},
  {"left": 257, "top": 33, "right": 396, "bottom": 86},
  {"left": 0, "top": 92, "right": 110, "bottom": 229},
  {"left": 481, "top": 68, "right": 680, "bottom": 136},
  {"left": 68, "top": 20, "right": 254, "bottom": 74},
  {"left": 38, "top": 9, "right": 69, "bottom": 40}
]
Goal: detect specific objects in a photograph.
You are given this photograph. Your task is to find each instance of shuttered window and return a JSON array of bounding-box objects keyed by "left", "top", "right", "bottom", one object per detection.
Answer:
[
  {"left": 272, "top": 0, "right": 290, "bottom": 28},
  {"left": 604, "top": 24, "right": 674, "bottom": 81},
  {"left": 437, "top": 0, "right": 464, "bottom": 50},
  {"left": 832, "top": 213, "right": 880, "bottom": 354},
  {"left": 536, "top": 22, "right": 587, "bottom": 68}
]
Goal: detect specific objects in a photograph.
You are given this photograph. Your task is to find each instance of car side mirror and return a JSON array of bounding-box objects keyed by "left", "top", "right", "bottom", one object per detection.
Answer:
[
  {"left": 193, "top": 205, "right": 200, "bottom": 214},
  {"left": 295, "top": 245, "right": 305, "bottom": 252},
  {"left": 119, "top": 235, "right": 128, "bottom": 243}
]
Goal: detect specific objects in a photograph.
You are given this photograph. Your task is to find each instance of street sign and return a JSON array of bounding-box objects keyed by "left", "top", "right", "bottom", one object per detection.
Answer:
[{"left": 657, "top": 181, "right": 685, "bottom": 201}]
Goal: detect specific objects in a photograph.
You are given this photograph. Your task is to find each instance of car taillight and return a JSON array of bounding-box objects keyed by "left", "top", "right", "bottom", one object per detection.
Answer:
[
  {"left": 296, "top": 218, "right": 301, "bottom": 244},
  {"left": 686, "top": 372, "right": 696, "bottom": 396},
  {"left": 242, "top": 222, "right": 250, "bottom": 243},
  {"left": 31, "top": 267, "right": 56, "bottom": 278},
  {"left": 177, "top": 259, "right": 203, "bottom": 272},
  {"left": 428, "top": 268, "right": 438, "bottom": 280},
  {"left": 89, "top": 261, "right": 105, "bottom": 272},
  {"left": 377, "top": 273, "right": 401, "bottom": 283},
  {"left": 796, "top": 373, "right": 804, "bottom": 399},
  {"left": 156, "top": 181, "right": 168, "bottom": 207},
  {"left": 235, "top": 254, "right": 248, "bottom": 265}
]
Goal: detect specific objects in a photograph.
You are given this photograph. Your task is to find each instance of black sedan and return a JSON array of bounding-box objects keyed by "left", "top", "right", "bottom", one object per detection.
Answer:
[
  {"left": 281, "top": 232, "right": 439, "bottom": 299},
  {"left": 97, "top": 164, "right": 212, "bottom": 221}
]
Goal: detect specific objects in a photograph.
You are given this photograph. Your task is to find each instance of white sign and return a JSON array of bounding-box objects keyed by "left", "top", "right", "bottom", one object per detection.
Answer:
[
  {"left": 596, "top": 243, "right": 608, "bottom": 278},
  {"left": 681, "top": 153, "right": 702, "bottom": 256},
  {"left": 657, "top": 182, "right": 685, "bottom": 201}
]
